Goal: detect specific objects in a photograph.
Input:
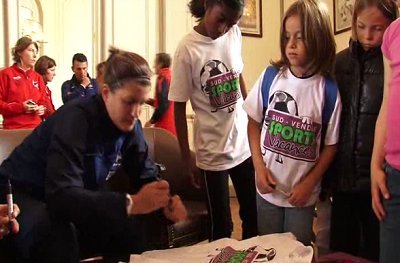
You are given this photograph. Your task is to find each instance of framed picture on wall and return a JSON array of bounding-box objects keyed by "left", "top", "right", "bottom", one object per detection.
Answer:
[
  {"left": 238, "top": 0, "right": 262, "bottom": 37},
  {"left": 333, "top": 0, "right": 354, "bottom": 34}
]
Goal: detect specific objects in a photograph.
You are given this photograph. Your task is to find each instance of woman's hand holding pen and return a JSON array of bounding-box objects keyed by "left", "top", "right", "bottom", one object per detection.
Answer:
[
  {"left": 163, "top": 195, "right": 187, "bottom": 223},
  {"left": 0, "top": 204, "right": 20, "bottom": 239},
  {"left": 129, "top": 180, "right": 171, "bottom": 215}
]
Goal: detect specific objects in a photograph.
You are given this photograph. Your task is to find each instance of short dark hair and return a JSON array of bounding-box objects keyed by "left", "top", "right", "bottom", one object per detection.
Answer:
[
  {"left": 188, "top": 0, "right": 244, "bottom": 20},
  {"left": 12, "top": 36, "right": 39, "bottom": 63},
  {"left": 35, "top": 55, "right": 56, "bottom": 76},
  {"left": 155, "top": 53, "right": 171, "bottom": 68},
  {"left": 72, "top": 53, "right": 87, "bottom": 65},
  {"left": 104, "top": 47, "right": 152, "bottom": 92}
]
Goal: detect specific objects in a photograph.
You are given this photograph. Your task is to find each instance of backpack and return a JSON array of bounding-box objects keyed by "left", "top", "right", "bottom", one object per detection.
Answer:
[{"left": 261, "top": 65, "right": 337, "bottom": 136}]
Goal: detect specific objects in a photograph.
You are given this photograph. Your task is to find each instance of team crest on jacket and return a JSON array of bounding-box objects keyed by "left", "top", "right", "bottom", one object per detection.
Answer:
[
  {"left": 32, "top": 80, "right": 39, "bottom": 89},
  {"left": 200, "top": 60, "right": 241, "bottom": 113}
]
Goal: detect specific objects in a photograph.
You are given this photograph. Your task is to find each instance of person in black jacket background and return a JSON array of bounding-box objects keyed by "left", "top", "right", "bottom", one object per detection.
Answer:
[
  {"left": 61, "top": 53, "right": 99, "bottom": 104},
  {"left": 0, "top": 47, "right": 187, "bottom": 263},
  {"left": 329, "top": 0, "right": 398, "bottom": 260}
]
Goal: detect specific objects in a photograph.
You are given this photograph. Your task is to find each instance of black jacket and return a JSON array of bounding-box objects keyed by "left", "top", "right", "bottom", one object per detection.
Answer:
[
  {"left": 0, "top": 95, "right": 158, "bottom": 234},
  {"left": 332, "top": 40, "right": 384, "bottom": 192},
  {"left": 61, "top": 74, "right": 99, "bottom": 104}
]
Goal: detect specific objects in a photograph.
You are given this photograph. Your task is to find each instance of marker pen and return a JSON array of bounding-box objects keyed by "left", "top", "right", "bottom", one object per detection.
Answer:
[
  {"left": 7, "top": 180, "right": 13, "bottom": 228},
  {"left": 155, "top": 163, "right": 173, "bottom": 210},
  {"left": 269, "top": 183, "right": 291, "bottom": 197}
]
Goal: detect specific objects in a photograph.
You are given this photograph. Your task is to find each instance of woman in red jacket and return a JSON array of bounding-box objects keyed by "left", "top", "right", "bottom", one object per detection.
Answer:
[
  {"left": 0, "top": 36, "right": 53, "bottom": 129},
  {"left": 34, "top": 55, "right": 57, "bottom": 114}
]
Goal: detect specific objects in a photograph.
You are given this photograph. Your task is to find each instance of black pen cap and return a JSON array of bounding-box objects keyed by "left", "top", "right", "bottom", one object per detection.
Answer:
[{"left": 7, "top": 180, "right": 12, "bottom": 195}]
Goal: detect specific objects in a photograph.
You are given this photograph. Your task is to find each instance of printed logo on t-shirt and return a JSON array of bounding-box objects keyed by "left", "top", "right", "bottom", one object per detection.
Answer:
[
  {"left": 200, "top": 60, "right": 241, "bottom": 113},
  {"left": 262, "top": 91, "right": 321, "bottom": 163}
]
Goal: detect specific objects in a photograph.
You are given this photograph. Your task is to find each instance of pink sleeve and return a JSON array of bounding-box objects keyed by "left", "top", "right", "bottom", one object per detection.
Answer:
[{"left": 382, "top": 19, "right": 400, "bottom": 60}]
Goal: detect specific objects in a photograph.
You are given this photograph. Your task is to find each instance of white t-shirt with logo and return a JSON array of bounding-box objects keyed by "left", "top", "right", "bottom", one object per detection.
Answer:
[
  {"left": 169, "top": 25, "right": 250, "bottom": 171},
  {"left": 243, "top": 68, "right": 342, "bottom": 207}
]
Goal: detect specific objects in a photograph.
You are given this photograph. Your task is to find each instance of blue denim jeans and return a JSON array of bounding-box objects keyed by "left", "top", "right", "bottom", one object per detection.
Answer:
[
  {"left": 380, "top": 162, "right": 400, "bottom": 263},
  {"left": 257, "top": 193, "right": 315, "bottom": 245}
]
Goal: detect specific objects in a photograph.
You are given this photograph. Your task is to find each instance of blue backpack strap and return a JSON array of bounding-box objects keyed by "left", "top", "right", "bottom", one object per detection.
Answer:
[
  {"left": 322, "top": 77, "right": 337, "bottom": 125},
  {"left": 261, "top": 66, "right": 279, "bottom": 116},
  {"left": 320, "top": 77, "right": 338, "bottom": 200},
  {"left": 260, "top": 68, "right": 336, "bottom": 133},
  {"left": 321, "top": 77, "right": 337, "bottom": 147}
]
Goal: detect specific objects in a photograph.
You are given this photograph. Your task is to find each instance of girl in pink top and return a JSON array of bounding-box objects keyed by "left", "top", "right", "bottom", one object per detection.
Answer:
[{"left": 371, "top": 1, "right": 400, "bottom": 262}]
